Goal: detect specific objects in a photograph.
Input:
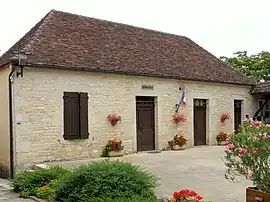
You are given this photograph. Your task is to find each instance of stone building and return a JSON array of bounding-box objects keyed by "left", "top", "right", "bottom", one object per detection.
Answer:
[{"left": 0, "top": 10, "right": 260, "bottom": 174}]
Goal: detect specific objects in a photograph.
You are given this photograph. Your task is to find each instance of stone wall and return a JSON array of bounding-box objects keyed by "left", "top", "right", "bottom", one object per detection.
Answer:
[
  {"left": 0, "top": 66, "right": 10, "bottom": 168},
  {"left": 13, "top": 67, "right": 257, "bottom": 169}
]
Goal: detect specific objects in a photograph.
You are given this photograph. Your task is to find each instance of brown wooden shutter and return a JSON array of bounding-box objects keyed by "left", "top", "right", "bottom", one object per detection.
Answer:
[
  {"left": 79, "top": 92, "right": 89, "bottom": 139},
  {"left": 63, "top": 92, "right": 80, "bottom": 140}
]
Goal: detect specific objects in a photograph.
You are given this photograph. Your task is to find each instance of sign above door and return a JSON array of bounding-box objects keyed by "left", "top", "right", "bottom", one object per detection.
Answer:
[{"left": 142, "top": 84, "right": 154, "bottom": 90}]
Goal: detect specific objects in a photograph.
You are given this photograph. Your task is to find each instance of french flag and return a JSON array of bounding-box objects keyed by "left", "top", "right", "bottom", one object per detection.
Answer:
[{"left": 175, "top": 88, "right": 187, "bottom": 112}]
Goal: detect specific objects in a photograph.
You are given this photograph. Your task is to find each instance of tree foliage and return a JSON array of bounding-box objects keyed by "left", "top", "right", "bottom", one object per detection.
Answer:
[{"left": 220, "top": 51, "right": 270, "bottom": 82}]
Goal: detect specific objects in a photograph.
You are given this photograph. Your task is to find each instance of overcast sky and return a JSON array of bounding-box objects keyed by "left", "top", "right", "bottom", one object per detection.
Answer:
[{"left": 1, "top": 0, "right": 270, "bottom": 57}]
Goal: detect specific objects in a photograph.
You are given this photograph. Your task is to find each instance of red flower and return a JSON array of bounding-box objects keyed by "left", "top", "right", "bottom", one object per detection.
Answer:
[
  {"left": 173, "top": 135, "right": 187, "bottom": 146},
  {"left": 172, "top": 113, "right": 186, "bottom": 123},
  {"left": 220, "top": 113, "right": 230, "bottom": 123},
  {"left": 107, "top": 114, "right": 121, "bottom": 126},
  {"left": 189, "top": 190, "right": 197, "bottom": 197},
  {"left": 170, "top": 189, "right": 204, "bottom": 201},
  {"left": 107, "top": 139, "right": 123, "bottom": 152},
  {"left": 107, "top": 114, "right": 121, "bottom": 121},
  {"left": 173, "top": 191, "right": 180, "bottom": 197},
  {"left": 216, "top": 131, "right": 228, "bottom": 142}
]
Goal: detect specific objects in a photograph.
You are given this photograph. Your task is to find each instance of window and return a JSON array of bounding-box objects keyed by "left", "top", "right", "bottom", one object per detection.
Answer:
[{"left": 63, "top": 92, "right": 89, "bottom": 140}]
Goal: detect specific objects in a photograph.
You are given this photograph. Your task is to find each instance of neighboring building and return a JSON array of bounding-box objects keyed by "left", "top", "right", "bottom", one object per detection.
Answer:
[
  {"left": 0, "top": 10, "right": 259, "bottom": 173},
  {"left": 251, "top": 81, "right": 270, "bottom": 123}
]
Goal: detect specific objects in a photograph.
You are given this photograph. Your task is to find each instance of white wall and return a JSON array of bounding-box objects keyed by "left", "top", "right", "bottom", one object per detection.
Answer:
[{"left": 13, "top": 67, "right": 256, "bottom": 169}]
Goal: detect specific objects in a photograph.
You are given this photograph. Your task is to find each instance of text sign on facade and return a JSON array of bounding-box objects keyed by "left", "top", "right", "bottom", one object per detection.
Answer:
[{"left": 142, "top": 84, "right": 154, "bottom": 90}]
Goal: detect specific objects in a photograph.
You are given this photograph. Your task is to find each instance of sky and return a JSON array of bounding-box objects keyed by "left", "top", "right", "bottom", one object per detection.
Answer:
[{"left": 1, "top": 0, "right": 270, "bottom": 57}]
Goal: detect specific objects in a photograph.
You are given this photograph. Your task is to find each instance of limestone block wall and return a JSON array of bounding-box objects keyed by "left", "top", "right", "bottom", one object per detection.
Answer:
[
  {"left": 0, "top": 66, "right": 10, "bottom": 169},
  {"left": 13, "top": 67, "right": 256, "bottom": 169}
]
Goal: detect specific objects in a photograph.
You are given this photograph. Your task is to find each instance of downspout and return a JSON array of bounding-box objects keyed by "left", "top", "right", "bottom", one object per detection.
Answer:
[
  {"left": 8, "top": 64, "right": 15, "bottom": 179},
  {"left": 8, "top": 53, "right": 26, "bottom": 179}
]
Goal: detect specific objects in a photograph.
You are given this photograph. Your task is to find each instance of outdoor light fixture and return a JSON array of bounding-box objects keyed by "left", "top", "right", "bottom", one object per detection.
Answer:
[{"left": 16, "top": 52, "right": 26, "bottom": 77}]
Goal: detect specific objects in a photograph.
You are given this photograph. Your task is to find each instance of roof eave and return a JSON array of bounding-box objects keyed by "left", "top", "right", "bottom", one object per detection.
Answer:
[
  {"left": 0, "top": 62, "right": 10, "bottom": 69},
  {"left": 25, "top": 63, "right": 253, "bottom": 86}
]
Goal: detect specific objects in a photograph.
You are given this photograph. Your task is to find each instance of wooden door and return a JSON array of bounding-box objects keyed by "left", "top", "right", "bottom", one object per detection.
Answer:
[
  {"left": 234, "top": 100, "right": 242, "bottom": 132},
  {"left": 194, "top": 99, "right": 207, "bottom": 146},
  {"left": 136, "top": 97, "right": 155, "bottom": 151}
]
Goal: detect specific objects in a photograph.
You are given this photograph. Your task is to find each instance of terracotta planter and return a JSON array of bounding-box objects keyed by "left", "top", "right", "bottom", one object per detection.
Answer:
[
  {"left": 246, "top": 187, "right": 270, "bottom": 202},
  {"left": 217, "top": 140, "right": 227, "bottom": 146},
  {"left": 108, "top": 150, "right": 124, "bottom": 157},
  {"left": 172, "top": 145, "right": 186, "bottom": 150}
]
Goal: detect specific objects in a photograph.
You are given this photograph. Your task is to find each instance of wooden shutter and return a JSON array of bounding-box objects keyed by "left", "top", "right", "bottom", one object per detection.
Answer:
[
  {"left": 79, "top": 92, "right": 89, "bottom": 139},
  {"left": 63, "top": 92, "right": 80, "bottom": 140}
]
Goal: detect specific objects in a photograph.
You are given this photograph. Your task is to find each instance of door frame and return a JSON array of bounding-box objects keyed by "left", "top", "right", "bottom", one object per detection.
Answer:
[
  {"left": 135, "top": 96, "right": 157, "bottom": 152},
  {"left": 192, "top": 98, "right": 210, "bottom": 146},
  {"left": 234, "top": 99, "right": 243, "bottom": 132}
]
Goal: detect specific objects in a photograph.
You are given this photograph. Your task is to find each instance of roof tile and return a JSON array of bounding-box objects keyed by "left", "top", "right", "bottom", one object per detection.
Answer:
[
  {"left": 0, "top": 10, "right": 253, "bottom": 85},
  {"left": 252, "top": 81, "right": 270, "bottom": 94}
]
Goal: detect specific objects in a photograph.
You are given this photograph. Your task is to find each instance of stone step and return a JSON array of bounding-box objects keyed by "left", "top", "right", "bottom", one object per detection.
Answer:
[
  {"left": 0, "top": 183, "right": 13, "bottom": 189},
  {"left": 0, "top": 186, "right": 13, "bottom": 191},
  {"left": 33, "top": 164, "right": 48, "bottom": 170}
]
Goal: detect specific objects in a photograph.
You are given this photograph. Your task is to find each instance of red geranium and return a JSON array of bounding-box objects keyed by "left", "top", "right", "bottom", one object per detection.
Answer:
[
  {"left": 216, "top": 131, "right": 228, "bottom": 142},
  {"left": 173, "top": 135, "right": 187, "bottom": 146},
  {"left": 107, "top": 113, "right": 121, "bottom": 126},
  {"left": 220, "top": 113, "right": 230, "bottom": 123},
  {"left": 173, "top": 113, "right": 186, "bottom": 123},
  {"left": 107, "top": 139, "right": 123, "bottom": 152},
  {"left": 170, "top": 189, "right": 204, "bottom": 201}
]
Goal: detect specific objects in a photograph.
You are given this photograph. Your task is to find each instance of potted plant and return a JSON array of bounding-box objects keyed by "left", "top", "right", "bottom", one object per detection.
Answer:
[
  {"left": 170, "top": 135, "right": 187, "bottom": 150},
  {"left": 216, "top": 131, "right": 228, "bottom": 145},
  {"left": 224, "top": 119, "right": 270, "bottom": 202},
  {"left": 107, "top": 114, "right": 121, "bottom": 126},
  {"left": 167, "top": 189, "right": 212, "bottom": 201},
  {"left": 220, "top": 112, "right": 230, "bottom": 123},
  {"left": 102, "top": 139, "right": 124, "bottom": 157},
  {"left": 172, "top": 113, "right": 186, "bottom": 124}
]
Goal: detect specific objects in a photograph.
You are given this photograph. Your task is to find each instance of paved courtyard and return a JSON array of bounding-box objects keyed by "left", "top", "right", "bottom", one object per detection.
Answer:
[
  {"left": 50, "top": 146, "right": 252, "bottom": 202},
  {"left": 0, "top": 146, "right": 251, "bottom": 201},
  {"left": 49, "top": 146, "right": 252, "bottom": 202},
  {"left": 0, "top": 179, "right": 35, "bottom": 202}
]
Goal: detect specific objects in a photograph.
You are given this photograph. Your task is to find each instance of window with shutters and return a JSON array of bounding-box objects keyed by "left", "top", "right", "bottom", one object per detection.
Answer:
[{"left": 63, "top": 92, "right": 89, "bottom": 140}]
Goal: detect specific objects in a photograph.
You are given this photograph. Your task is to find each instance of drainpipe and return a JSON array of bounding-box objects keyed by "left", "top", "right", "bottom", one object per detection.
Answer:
[
  {"left": 8, "top": 64, "right": 15, "bottom": 179},
  {"left": 8, "top": 53, "right": 26, "bottom": 179}
]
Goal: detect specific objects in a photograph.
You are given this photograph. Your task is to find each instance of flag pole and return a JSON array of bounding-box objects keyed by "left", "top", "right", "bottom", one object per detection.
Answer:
[{"left": 175, "top": 87, "right": 185, "bottom": 113}]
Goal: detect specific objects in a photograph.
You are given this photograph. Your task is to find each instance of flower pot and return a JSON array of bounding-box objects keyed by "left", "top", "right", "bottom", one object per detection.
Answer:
[
  {"left": 108, "top": 150, "right": 124, "bottom": 157},
  {"left": 172, "top": 145, "right": 186, "bottom": 150},
  {"left": 246, "top": 187, "right": 270, "bottom": 202},
  {"left": 110, "top": 120, "right": 118, "bottom": 126},
  {"left": 217, "top": 141, "right": 227, "bottom": 146}
]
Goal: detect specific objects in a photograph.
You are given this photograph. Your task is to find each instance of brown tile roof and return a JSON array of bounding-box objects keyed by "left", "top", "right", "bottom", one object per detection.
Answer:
[
  {"left": 0, "top": 10, "right": 253, "bottom": 85},
  {"left": 251, "top": 81, "right": 270, "bottom": 94}
]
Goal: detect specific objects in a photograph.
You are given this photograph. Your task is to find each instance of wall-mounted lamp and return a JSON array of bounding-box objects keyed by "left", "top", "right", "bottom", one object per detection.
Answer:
[{"left": 16, "top": 52, "right": 27, "bottom": 78}]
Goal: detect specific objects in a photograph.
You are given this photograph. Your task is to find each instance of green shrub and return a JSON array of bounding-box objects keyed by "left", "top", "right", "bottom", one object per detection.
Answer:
[
  {"left": 55, "top": 160, "right": 158, "bottom": 202},
  {"left": 0, "top": 163, "right": 9, "bottom": 179},
  {"left": 14, "top": 166, "right": 70, "bottom": 200}
]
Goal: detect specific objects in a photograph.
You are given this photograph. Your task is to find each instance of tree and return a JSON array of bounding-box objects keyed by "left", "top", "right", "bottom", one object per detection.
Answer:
[{"left": 220, "top": 51, "right": 270, "bottom": 82}]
